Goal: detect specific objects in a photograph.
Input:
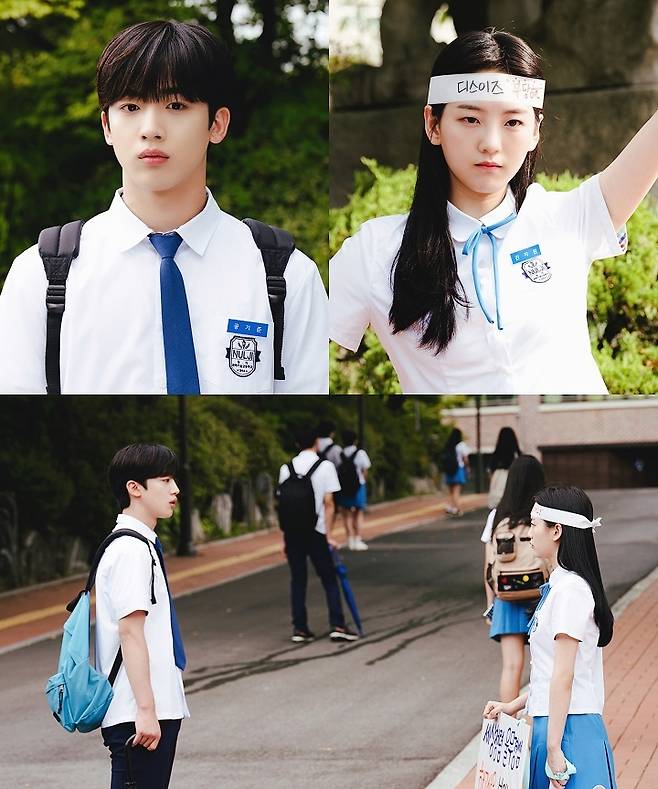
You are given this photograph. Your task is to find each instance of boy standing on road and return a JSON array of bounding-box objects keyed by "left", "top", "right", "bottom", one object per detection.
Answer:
[
  {"left": 278, "top": 427, "right": 359, "bottom": 644},
  {"left": 97, "top": 444, "right": 189, "bottom": 789},
  {"left": 0, "top": 20, "right": 328, "bottom": 394}
]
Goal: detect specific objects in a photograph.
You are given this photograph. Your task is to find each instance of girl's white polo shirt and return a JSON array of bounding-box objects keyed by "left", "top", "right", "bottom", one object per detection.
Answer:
[
  {"left": 526, "top": 565, "right": 604, "bottom": 717},
  {"left": 94, "top": 514, "right": 190, "bottom": 728},
  {"left": 330, "top": 174, "right": 626, "bottom": 394}
]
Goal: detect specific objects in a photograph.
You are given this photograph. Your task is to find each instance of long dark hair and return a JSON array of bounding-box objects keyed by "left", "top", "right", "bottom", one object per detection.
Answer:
[
  {"left": 491, "top": 427, "right": 521, "bottom": 471},
  {"left": 389, "top": 29, "right": 543, "bottom": 353},
  {"left": 445, "top": 427, "right": 463, "bottom": 450},
  {"left": 535, "top": 486, "right": 614, "bottom": 647},
  {"left": 493, "top": 455, "right": 545, "bottom": 530}
]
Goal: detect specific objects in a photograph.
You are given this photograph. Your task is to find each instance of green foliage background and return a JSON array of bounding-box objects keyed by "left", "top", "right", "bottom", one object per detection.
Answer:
[
  {"left": 0, "top": 395, "right": 448, "bottom": 589},
  {"left": 330, "top": 161, "right": 658, "bottom": 394},
  {"left": 0, "top": 0, "right": 329, "bottom": 287}
]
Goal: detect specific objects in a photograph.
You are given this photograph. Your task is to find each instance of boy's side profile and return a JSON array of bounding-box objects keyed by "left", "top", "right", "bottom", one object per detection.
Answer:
[
  {"left": 0, "top": 20, "right": 328, "bottom": 394},
  {"left": 98, "top": 443, "right": 189, "bottom": 789}
]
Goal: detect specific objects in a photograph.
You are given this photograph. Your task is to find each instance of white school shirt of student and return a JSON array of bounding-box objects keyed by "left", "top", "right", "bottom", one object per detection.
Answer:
[
  {"left": 455, "top": 441, "right": 469, "bottom": 468},
  {"left": 94, "top": 514, "right": 189, "bottom": 728},
  {"left": 317, "top": 436, "right": 343, "bottom": 467},
  {"left": 526, "top": 565, "right": 605, "bottom": 717},
  {"left": 341, "top": 445, "right": 372, "bottom": 485},
  {"left": 278, "top": 450, "right": 341, "bottom": 534},
  {"left": 330, "top": 174, "right": 626, "bottom": 394},
  {"left": 0, "top": 188, "right": 328, "bottom": 394}
]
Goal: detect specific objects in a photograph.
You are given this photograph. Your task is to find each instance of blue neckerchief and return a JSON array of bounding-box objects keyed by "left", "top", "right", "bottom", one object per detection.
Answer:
[
  {"left": 527, "top": 581, "right": 551, "bottom": 635},
  {"left": 462, "top": 212, "right": 516, "bottom": 330}
]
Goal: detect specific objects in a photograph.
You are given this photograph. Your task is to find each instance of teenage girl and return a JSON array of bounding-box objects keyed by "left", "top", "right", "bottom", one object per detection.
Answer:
[
  {"left": 483, "top": 486, "right": 616, "bottom": 788},
  {"left": 487, "top": 426, "right": 521, "bottom": 509},
  {"left": 443, "top": 428, "right": 470, "bottom": 515},
  {"left": 330, "top": 28, "right": 658, "bottom": 394},
  {"left": 482, "top": 455, "right": 546, "bottom": 702}
]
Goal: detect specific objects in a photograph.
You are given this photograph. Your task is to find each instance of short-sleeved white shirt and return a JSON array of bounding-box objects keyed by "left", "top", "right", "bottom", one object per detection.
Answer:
[
  {"left": 0, "top": 188, "right": 328, "bottom": 394},
  {"left": 455, "top": 441, "right": 469, "bottom": 468},
  {"left": 94, "top": 514, "right": 189, "bottom": 728},
  {"left": 317, "top": 437, "right": 343, "bottom": 467},
  {"left": 340, "top": 445, "right": 372, "bottom": 485},
  {"left": 278, "top": 449, "right": 341, "bottom": 534},
  {"left": 330, "top": 175, "right": 626, "bottom": 394},
  {"left": 526, "top": 565, "right": 604, "bottom": 717}
]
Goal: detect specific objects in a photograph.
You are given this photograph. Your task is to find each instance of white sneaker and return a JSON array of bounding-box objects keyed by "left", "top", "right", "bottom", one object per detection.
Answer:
[
  {"left": 348, "top": 536, "right": 356, "bottom": 550},
  {"left": 353, "top": 538, "right": 369, "bottom": 551}
]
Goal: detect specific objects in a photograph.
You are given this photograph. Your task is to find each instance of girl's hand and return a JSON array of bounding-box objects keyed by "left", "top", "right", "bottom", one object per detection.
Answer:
[
  {"left": 547, "top": 748, "right": 569, "bottom": 787},
  {"left": 483, "top": 699, "right": 509, "bottom": 719}
]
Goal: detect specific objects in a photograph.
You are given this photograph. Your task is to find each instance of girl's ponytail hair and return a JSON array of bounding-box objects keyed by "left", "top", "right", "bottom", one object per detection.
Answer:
[
  {"left": 535, "top": 486, "right": 614, "bottom": 647},
  {"left": 390, "top": 29, "right": 543, "bottom": 353}
]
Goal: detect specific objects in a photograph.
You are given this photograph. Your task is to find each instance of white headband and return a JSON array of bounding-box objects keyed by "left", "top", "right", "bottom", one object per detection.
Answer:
[
  {"left": 428, "top": 73, "right": 545, "bottom": 109},
  {"left": 531, "top": 503, "right": 602, "bottom": 534}
]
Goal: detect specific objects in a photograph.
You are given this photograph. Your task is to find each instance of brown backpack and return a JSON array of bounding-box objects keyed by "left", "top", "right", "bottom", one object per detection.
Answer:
[{"left": 486, "top": 516, "right": 549, "bottom": 601}]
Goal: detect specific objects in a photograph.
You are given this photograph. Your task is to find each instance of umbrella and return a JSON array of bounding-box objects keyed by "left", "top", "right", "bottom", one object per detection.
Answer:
[{"left": 330, "top": 546, "right": 365, "bottom": 636}]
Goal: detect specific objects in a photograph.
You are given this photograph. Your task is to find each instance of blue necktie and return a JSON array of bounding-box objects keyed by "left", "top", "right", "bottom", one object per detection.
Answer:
[
  {"left": 462, "top": 213, "right": 516, "bottom": 330},
  {"left": 527, "top": 581, "right": 551, "bottom": 636},
  {"left": 154, "top": 537, "right": 187, "bottom": 671},
  {"left": 149, "top": 232, "right": 200, "bottom": 394}
]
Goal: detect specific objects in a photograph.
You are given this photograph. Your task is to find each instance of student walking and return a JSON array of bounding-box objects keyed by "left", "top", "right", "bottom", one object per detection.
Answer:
[
  {"left": 487, "top": 426, "right": 521, "bottom": 509},
  {"left": 483, "top": 486, "right": 617, "bottom": 788},
  {"left": 98, "top": 444, "right": 189, "bottom": 789},
  {"left": 330, "top": 28, "right": 658, "bottom": 394},
  {"left": 0, "top": 20, "right": 327, "bottom": 394},
  {"left": 441, "top": 428, "right": 470, "bottom": 516},
  {"left": 335, "top": 429, "right": 372, "bottom": 550},
  {"left": 278, "top": 427, "right": 359, "bottom": 644},
  {"left": 481, "top": 455, "right": 547, "bottom": 702}
]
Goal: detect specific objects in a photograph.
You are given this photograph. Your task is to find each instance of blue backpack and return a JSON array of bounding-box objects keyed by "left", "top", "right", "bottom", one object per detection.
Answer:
[{"left": 45, "top": 529, "right": 157, "bottom": 732}]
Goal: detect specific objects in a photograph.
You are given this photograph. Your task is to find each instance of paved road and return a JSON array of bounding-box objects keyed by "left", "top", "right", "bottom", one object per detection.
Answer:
[{"left": 2, "top": 489, "right": 657, "bottom": 789}]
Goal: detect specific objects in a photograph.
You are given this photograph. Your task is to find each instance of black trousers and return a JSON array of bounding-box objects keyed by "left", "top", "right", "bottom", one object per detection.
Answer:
[
  {"left": 284, "top": 529, "right": 345, "bottom": 630},
  {"left": 101, "top": 719, "right": 182, "bottom": 789}
]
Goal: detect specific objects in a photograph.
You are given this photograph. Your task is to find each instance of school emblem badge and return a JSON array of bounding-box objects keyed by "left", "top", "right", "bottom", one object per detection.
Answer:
[
  {"left": 225, "top": 336, "right": 261, "bottom": 377},
  {"left": 521, "top": 257, "right": 552, "bottom": 283}
]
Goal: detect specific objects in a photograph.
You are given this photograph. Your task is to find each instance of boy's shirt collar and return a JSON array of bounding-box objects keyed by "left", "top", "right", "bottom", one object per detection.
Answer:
[
  {"left": 109, "top": 187, "right": 222, "bottom": 257},
  {"left": 114, "top": 512, "right": 157, "bottom": 543}
]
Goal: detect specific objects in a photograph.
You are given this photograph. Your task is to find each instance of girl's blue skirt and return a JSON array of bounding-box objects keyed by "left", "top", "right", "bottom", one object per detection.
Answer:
[
  {"left": 530, "top": 713, "right": 616, "bottom": 788},
  {"left": 445, "top": 466, "right": 467, "bottom": 486},
  {"left": 489, "top": 597, "right": 536, "bottom": 642},
  {"left": 336, "top": 482, "right": 367, "bottom": 510}
]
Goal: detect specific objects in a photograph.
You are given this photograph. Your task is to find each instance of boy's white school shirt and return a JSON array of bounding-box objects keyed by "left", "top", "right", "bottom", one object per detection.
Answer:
[
  {"left": 278, "top": 449, "right": 341, "bottom": 534},
  {"left": 526, "top": 565, "right": 604, "bottom": 717},
  {"left": 0, "top": 189, "right": 328, "bottom": 394},
  {"left": 330, "top": 174, "right": 626, "bottom": 394},
  {"left": 94, "top": 514, "right": 190, "bottom": 728}
]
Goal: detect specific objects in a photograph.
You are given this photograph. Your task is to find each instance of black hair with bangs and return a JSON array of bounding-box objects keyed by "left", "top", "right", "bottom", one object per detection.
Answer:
[
  {"left": 108, "top": 443, "right": 179, "bottom": 510},
  {"left": 96, "top": 20, "right": 234, "bottom": 127}
]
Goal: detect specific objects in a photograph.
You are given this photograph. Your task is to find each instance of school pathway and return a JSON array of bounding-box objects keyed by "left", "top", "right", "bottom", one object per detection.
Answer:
[
  {"left": 449, "top": 569, "right": 658, "bottom": 789},
  {"left": 0, "top": 492, "right": 486, "bottom": 652}
]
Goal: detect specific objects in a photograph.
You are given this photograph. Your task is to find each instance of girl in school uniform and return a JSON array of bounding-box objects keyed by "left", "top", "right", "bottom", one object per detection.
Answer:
[
  {"left": 330, "top": 28, "right": 657, "bottom": 394},
  {"left": 483, "top": 485, "right": 616, "bottom": 788},
  {"left": 481, "top": 455, "right": 546, "bottom": 702},
  {"left": 487, "top": 426, "right": 521, "bottom": 509},
  {"left": 442, "top": 428, "right": 470, "bottom": 516}
]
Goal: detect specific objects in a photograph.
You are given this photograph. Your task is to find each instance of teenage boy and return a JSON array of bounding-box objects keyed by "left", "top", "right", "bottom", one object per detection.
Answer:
[
  {"left": 0, "top": 20, "right": 328, "bottom": 394},
  {"left": 278, "top": 427, "right": 359, "bottom": 644},
  {"left": 98, "top": 443, "right": 189, "bottom": 789}
]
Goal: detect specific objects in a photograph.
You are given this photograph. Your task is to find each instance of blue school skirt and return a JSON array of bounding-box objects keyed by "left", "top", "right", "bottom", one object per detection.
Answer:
[
  {"left": 489, "top": 598, "right": 535, "bottom": 642},
  {"left": 336, "top": 482, "right": 367, "bottom": 510},
  {"left": 530, "top": 714, "right": 617, "bottom": 788},
  {"left": 445, "top": 466, "right": 467, "bottom": 486}
]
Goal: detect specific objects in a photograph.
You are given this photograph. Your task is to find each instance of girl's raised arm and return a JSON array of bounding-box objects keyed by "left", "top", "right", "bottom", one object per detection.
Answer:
[{"left": 599, "top": 109, "right": 658, "bottom": 229}]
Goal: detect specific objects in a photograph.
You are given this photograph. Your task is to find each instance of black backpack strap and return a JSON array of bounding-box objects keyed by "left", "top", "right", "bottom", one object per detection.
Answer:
[
  {"left": 243, "top": 218, "right": 295, "bottom": 381},
  {"left": 38, "top": 220, "right": 84, "bottom": 395},
  {"left": 305, "top": 458, "right": 324, "bottom": 479}
]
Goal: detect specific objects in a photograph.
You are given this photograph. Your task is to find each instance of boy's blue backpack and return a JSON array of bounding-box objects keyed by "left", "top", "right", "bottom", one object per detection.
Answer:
[
  {"left": 45, "top": 528, "right": 156, "bottom": 732},
  {"left": 38, "top": 218, "right": 294, "bottom": 394}
]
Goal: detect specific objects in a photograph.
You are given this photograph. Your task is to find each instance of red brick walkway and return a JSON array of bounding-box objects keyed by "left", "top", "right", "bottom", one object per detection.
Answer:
[
  {"left": 0, "top": 493, "right": 486, "bottom": 651},
  {"left": 456, "top": 572, "right": 658, "bottom": 789}
]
